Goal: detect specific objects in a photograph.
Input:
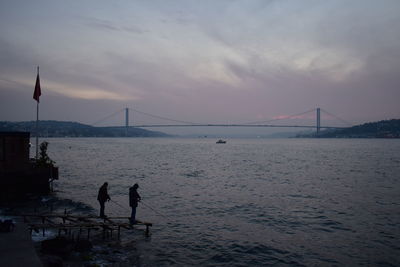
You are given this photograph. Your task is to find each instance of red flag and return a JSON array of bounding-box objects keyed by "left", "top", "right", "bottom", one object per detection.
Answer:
[{"left": 33, "top": 72, "right": 41, "bottom": 102}]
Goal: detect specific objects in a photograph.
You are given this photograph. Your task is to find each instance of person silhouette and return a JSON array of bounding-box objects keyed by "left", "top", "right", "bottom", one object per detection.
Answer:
[
  {"left": 129, "top": 183, "right": 141, "bottom": 224},
  {"left": 97, "top": 182, "right": 111, "bottom": 217}
]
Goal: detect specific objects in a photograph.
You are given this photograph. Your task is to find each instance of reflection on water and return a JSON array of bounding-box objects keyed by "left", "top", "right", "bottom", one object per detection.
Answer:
[{"left": 37, "top": 138, "right": 400, "bottom": 266}]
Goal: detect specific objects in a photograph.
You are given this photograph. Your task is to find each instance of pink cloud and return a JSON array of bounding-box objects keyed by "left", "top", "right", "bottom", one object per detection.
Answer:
[{"left": 272, "top": 114, "right": 315, "bottom": 120}]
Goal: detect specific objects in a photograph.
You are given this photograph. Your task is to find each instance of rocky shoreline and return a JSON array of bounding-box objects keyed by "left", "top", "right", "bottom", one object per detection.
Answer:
[{"left": 1, "top": 196, "right": 144, "bottom": 266}]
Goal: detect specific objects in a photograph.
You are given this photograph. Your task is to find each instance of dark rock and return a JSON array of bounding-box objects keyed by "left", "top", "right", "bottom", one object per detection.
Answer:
[
  {"left": 41, "top": 236, "right": 74, "bottom": 258},
  {"left": 0, "top": 219, "right": 15, "bottom": 232},
  {"left": 41, "top": 254, "right": 63, "bottom": 267},
  {"left": 74, "top": 239, "right": 92, "bottom": 252}
]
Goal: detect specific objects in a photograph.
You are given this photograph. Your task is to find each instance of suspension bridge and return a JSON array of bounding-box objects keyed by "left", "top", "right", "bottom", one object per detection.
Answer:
[{"left": 92, "top": 107, "right": 352, "bottom": 135}]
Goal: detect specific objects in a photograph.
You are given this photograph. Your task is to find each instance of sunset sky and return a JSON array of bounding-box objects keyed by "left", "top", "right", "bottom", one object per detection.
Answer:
[{"left": 1, "top": 0, "right": 399, "bottom": 134}]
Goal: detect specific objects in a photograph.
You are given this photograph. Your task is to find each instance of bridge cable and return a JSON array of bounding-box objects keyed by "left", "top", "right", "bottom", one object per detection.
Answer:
[
  {"left": 92, "top": 109, "right": 125, "bottom": 126},
  {"left": 129, "top": 107, "right": 204, "bottom": 125},
  {"left": 320, "top": 109, "right": 353, "bottom": 127},
  {"left": 242, "top": 108, "right": 316, "bottom": 125}
]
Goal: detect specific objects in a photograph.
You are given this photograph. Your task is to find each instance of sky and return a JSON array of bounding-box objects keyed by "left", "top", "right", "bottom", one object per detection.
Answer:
[{"left": 1, "top": 0, "right": 400, "bottom": 135}]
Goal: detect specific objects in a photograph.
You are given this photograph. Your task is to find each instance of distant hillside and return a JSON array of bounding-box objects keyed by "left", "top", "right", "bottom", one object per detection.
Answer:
[
  {"left": 0, "top": 120, "right": 170, "bottom": 137},
  {"left": 297, "top": 119, "right": 400, "bottom": 138}
]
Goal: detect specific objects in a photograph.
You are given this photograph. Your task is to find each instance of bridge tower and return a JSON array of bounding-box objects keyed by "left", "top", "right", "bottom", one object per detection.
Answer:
[
  {"left": 125, "top": 107, "right": 129, "bottom": 137},
  {"left": 316, "top": 107, "right": 321, "bottom": 135}
]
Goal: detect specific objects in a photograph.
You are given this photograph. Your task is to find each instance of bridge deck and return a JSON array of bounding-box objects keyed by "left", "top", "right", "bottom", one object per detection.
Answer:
[{"left": 126, "top": 124, "right": 347, "bottom": 129}]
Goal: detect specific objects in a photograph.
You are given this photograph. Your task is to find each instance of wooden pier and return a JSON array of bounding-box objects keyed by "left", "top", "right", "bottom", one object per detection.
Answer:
[{"left": 20, "top": 213, "right": 153, "bottom": 239}]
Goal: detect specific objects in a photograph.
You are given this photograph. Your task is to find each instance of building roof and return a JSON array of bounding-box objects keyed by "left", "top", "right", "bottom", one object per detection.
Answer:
[{"left": 0, "top": 132, "right": 30, "bottom": 137}]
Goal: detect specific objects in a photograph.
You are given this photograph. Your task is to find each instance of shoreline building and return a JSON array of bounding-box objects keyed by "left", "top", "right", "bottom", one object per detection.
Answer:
[{"left": 0, "top": 132, "right": 58, "bottom": 201}]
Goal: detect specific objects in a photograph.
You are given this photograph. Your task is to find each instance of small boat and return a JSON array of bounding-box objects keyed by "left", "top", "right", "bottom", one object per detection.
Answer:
[{"left": 216, "top": 139, "right": 226, "bottom": 144}]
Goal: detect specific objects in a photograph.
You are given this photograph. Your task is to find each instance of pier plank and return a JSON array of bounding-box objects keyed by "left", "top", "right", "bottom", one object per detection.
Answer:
[{"left": 15, "top": 213, "right": 153, "bottom": 238}]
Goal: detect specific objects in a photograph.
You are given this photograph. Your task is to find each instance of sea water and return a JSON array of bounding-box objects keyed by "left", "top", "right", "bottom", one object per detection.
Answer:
[{"left": 37, "top": 138, "right": 400, "bottom": 266}]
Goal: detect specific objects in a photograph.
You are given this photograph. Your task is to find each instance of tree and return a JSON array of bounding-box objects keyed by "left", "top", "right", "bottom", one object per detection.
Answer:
[{"left": 36, "top": 141, "right": 55, "bottom": 167}]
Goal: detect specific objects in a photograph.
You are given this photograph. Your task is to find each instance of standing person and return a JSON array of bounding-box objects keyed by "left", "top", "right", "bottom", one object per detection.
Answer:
[
  {"left": 97, "top": 182, "right": 111, "bottom": 218},
  {"left": 129, "top": 183, "right": 141, "bottom": 224}
]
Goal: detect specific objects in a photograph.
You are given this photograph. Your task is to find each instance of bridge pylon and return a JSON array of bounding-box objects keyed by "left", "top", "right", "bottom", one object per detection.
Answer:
[
  {"left": 316, "top": 107, "right": 321, "bottom": 135},
  {"left": 125, "top": 107, "right": 129, "bottom": 137}
]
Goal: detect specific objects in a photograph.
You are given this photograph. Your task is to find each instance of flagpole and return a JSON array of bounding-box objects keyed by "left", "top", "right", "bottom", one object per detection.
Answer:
[{"left": 36, "top": 66, "right": 39, "bottom": 160}]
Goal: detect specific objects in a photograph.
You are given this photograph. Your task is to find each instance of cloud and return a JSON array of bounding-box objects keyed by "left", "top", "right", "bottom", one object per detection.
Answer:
[
  {"left": 191, "top": 0, "right": 400, "bottom": 84},
  {"left": 44, "top": 81, "right": 135, "bottom": 101},
  {"left": 0, "top": 75, "right": 135, "bottom": 101},
  {"left": 1, "top": 0, "right": 400, "bottom": 126},
  {"left": 84, "top": 17, "right": 120, "bottom": 31},
  {"left": 81, "top": 16, "right": 147, "bottom": 35},
  {"left": 272, "top": 114, "right": 314, "bottom": 120}
]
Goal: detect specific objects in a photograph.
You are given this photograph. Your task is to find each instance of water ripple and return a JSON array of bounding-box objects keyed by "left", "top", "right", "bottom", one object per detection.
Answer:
[{"left": 45, "top": 138, "right": 400, "bottom": 266}]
